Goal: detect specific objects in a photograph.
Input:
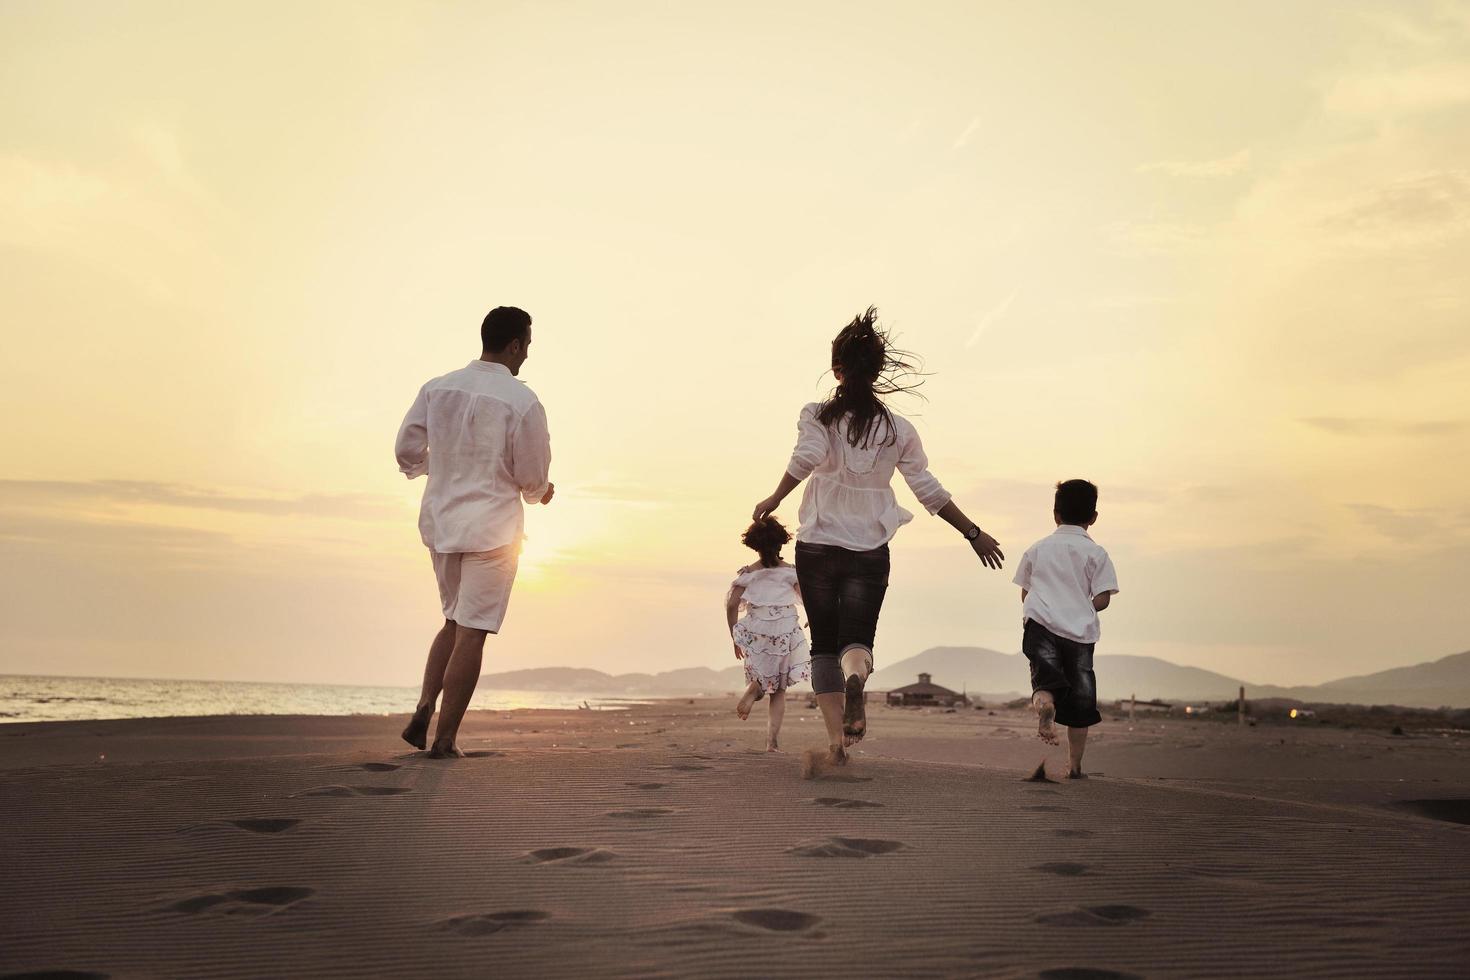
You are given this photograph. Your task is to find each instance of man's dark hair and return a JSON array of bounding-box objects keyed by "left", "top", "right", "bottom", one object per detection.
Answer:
[
  {"left": 481, "top": 306, "right": 532, "bottom": 353},
  {"left": 1054, "top": 479, "right": 1098, "bottom": 525}
]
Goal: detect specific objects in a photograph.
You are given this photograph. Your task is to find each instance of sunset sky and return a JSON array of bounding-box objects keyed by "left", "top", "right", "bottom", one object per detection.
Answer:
[{"left": 2, "top": 1, "right": 1467, "bottom": 689}]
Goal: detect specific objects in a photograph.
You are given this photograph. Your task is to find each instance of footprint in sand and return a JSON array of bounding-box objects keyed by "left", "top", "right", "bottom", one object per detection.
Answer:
[
  {"left": 604, "top": 807, "right": 675, "bottom": 819},
  {"left": 1053, "top": 829, "right": 1095, "bottom": 839},
  {"left": 812, "top": 797, "right": 884, "bottom": 809},
  {"left": 626, "top": 782, "right": 667, "bottom": 790},
  {"left": 788, "top": 836, "right": 904, "bottom": 858},
  {"left": 228, "top": 818, "right": 300, "bottom": 834},
  {"left": 1398, "top": 798, "right": 1470, "bottom": 825},
  {"left": 660, "top": 763, "right": 712, "bottom": 772},
  {"left": 1040, "top": 969, "right": 1142, "bottom": 980},
  {"left": 435, "top": 910, "right": 550, "bottom": 937},
  {"left": 357, "top": 762, "right": 401, "bottom": 772},
  {"left": 1024, "top": 804, "right": 1070, "bottom": 812},
  {"left": 1, "top": 973, "right": 112, "bottom": 979},
  {"left": 170, "top": 886, "right": 315, "bottom": 916},
  {"left": 1035, "top": 905, "right": 1150, "bottom": 928},
  {"left": 523, "top": 846, "right": 616, "bottom": 865},
  {"left": 732, "top": 908, "right": 821, "bottom": 933},
  {"left": 1034, "top": 862, "right": 1092, "bottom": 877},
  {"left": 815, "top": 774, "right": 872, "bottom": 784},
  {"left": 463, "top": 750, "right": 504, "bottom": 758},
  {"left": 293, "top": 785, "right": 410, "bottom": 798}
]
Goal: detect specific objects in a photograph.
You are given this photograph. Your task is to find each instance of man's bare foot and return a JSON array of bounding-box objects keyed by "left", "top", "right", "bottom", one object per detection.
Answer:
[
  {"left": 736, "top": 688, "right": 760, "bottom": 721},
  {"left": 841, "top": 674, "right": 867, "bottom": 745},
  {"left": 427, "top": 738, "right": 464, "bottom": 759},
  {"left": 401, "top": 709, "right": 431, "bottom": 750},
  {"left": 1034, "top": 696, "right": 1059, "bottom": 745}
]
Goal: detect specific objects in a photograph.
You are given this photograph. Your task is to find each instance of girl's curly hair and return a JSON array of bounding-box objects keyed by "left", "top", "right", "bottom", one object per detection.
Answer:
[{"left": 741, "top": 515, "right": 791, "bottom": 568}]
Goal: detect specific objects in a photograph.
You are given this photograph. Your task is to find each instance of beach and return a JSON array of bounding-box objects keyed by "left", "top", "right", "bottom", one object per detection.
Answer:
[{"left": 3, "top": 699, "right": 1468, "bottom": 979}]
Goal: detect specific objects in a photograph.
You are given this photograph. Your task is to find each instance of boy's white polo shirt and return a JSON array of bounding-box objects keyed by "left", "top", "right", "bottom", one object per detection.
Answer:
[{"left": 1012, "top": 525, "right": 1119, "bottom": 644}]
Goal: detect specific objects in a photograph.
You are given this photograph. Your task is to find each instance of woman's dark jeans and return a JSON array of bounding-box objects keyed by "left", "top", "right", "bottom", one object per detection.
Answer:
[{"left": 794, "top": 541, "right": 891, "bottom": 695}]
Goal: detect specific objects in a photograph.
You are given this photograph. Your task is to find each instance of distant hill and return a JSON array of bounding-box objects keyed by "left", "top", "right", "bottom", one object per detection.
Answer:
[
  {"left": 868, "top": 647, "right": 1250, "bottom": 703},
  {"left": 480, "top": 665, "right": 745, "bottom": 696},
  {"left": 481, "top": 648, "right": 1470, "bottom": 708},
  {"left": 869, "top": 646, "right": 1470, "bottom": 709}
]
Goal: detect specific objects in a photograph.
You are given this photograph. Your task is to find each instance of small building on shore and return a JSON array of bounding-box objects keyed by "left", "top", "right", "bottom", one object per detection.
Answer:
[{"left": 885, "top": 673, "right": 968, "bottom": 708}]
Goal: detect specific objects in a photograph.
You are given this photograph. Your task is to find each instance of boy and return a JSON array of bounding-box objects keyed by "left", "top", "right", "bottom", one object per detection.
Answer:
[{"left": 1011, "top": 479, "right": 1119, "bottom": 778}]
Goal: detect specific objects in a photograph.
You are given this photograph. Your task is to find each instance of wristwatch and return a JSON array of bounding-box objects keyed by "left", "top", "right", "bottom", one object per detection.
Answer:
[{"left": 963, "top": 526, "right": 982, "bottom": 542}]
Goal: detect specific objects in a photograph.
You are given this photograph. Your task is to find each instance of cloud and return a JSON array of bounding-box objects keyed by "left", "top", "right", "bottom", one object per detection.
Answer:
[
  {"left": 1350, "top": 503, "right": 1440, "bottom": 541},
  {"left": 0, "top": 480, "right": 406, "bottom": 521},
  {"left": 1103, "top": 220, "right": 1212, "bottom": 254},
  {"left": 1321, "top": 62, "right": 1470, "bottom": 116},
  {"left": 964, "top": 284, "right": 1019, "bottom": 348},
  {"left": 1299, "top": 417, "right": 1466, "bottom": 437},
  {"left": 1137, "top": 149, "right": 1251, "bottom": 178},
  {"left": 1318, "top": 170, "right": 1470, "bottom": 245},
  {"left": 951, "top": 116, "right": 982, "bottom": 150}
]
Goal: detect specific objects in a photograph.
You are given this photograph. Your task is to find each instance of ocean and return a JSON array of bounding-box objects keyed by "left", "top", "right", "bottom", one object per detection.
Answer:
[{"left": 0, "top": 674, "right": 638, "bottom": 724}]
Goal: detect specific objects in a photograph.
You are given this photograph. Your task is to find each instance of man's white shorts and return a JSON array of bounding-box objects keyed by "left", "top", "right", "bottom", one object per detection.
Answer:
[{"left": 430, "top": 545, "right": 519, "bottom": 633}]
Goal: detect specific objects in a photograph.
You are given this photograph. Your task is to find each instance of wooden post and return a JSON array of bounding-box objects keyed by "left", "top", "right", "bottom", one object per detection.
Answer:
[
  {"left": 1129, "top": 692, "right": 1136, "bottom": 723},
  {"left": 1238, "top": 685, "right": 1246, "bottom": 726}
]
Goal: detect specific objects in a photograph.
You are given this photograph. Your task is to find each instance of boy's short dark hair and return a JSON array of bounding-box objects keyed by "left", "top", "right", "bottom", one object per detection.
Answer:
[
  {"left": 1054, "top": 479, "right": 1098, "bottom": 525},
  {"left": 481, "top": 306, "right": 532, "bottom": 353}
]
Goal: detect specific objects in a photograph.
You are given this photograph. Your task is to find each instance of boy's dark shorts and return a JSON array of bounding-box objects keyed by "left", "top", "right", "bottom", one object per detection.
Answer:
[{"left": 1022, "top": 619, "right": 1103, "bottom": 728}]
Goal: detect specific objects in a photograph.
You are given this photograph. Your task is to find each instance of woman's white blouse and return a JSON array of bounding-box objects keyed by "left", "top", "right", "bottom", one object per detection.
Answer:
[{"left": 785, "top": 402, "right": 952, "bottom": 551}]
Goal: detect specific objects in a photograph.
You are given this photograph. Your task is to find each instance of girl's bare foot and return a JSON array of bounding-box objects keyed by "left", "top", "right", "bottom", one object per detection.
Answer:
[
  {"left": 1034, "top": 695, "right": 1059, "bottom": 745},
  {"left": 736, "top": 687, "right": 760, "bottom": 721}
]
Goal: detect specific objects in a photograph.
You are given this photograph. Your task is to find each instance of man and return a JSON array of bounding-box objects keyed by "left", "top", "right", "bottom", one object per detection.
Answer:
[{"left": 394, "top": 306, "right": 553, "bottom": 758}]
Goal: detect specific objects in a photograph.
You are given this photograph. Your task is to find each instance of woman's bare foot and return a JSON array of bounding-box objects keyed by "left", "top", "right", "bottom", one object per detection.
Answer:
[
  {"left": 1067, "top": 768, "right": 1087, "bottom": 779},
  {"left": 1034, "top": 695, "right": 1059, "bottom": 745},
  {"left": 427, "top": 738, "right": 464, "bottom": 759},
  {"left": 766, "top": 737, "right": 780, "bottom": 753},
  {"left": 401, "top": 708, "right": 432, "bottom": 750},
  {"left": 841, "top": 674, "right": 867, "bottom": 745},
  {"left": 828, "top": 744, "right": 848, "bottom": 767}
]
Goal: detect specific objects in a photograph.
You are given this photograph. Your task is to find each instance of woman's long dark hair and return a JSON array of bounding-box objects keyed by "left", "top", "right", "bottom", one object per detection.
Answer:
[
  {"left": 816, "top": 306, "right": 924, "bottom": 448},
  {"left": 742, "top": 516, "right": 791, "bottom": 568}
]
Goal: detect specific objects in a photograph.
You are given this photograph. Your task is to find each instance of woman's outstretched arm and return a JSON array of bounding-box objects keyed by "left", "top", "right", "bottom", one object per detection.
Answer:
[{"left": 934, "top": 499, "right": 1005, "bottom": 570}]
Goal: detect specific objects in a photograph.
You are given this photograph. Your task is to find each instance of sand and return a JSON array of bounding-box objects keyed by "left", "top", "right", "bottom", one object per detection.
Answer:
[{"left": 2, "top": 698, "right": 1468, "bottom": 979}]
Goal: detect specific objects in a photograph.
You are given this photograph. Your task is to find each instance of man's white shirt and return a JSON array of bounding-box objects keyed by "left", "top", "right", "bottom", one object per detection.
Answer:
[
  {"left": 1011, "top": 525, "right": 1119, "bottom": 644},
  {"left": 395, "top": 360, "right": 551, "bottom": 554}
]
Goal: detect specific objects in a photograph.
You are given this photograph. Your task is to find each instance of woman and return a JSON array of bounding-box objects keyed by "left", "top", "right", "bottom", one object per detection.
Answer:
[{"left": 752, "top": 307, "right": 1005, "bottom": 768}]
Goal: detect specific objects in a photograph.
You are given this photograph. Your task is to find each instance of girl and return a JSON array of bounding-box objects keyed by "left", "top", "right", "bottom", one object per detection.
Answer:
[
  {"left": 752, "top": 307, "right": 1006, "bottom": 769},
  {"left": 726, "top": 516, "right": 810, "bottom": 752}
]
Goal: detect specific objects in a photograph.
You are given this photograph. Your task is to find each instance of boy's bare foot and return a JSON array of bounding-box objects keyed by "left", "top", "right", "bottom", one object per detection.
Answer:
[
  {"left": 1034, "top": 696, "right": 1059, "bottom": 745},
  {"left": 427, "top": 738, "right": 464, "bottom": 759},
  {"left": 401, "top": 709, "right": 431, "bottom": 750},
  {"left": 842, "top": 674, "right": 867, "bottom": 745},
  {"left": 736, "top": 687, "right": 760, "bottom": 721}
]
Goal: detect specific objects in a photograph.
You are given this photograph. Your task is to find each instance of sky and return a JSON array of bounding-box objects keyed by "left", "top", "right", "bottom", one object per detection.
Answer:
[{"left": 2, "top": 1, "right": 1467, "bottom": 689}]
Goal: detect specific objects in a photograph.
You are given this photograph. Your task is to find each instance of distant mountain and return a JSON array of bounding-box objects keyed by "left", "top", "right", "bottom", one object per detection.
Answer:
[
  {"left": 868, "top": 647, "right": 1250, "bottom": 703},
  {"left": 481, "top": 648, "right": 1470, "bottom": 708},
  {"left": 869, "top": 646, "right": 1470, "bottom": 709},
  {"left": 480, "top": 665, "right": 746, "bottom": 696}
]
